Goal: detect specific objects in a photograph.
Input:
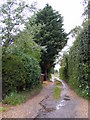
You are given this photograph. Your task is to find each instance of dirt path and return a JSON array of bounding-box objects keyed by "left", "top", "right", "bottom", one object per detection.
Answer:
[
  {"left": 36, "top": 77, "right": 88, "bottom": 118},
  {"left": 2, "top": 82, "right": 54, "bottom": 118},
  {"left": 2, "top": 78, "right": 89, "bottom": 119}
]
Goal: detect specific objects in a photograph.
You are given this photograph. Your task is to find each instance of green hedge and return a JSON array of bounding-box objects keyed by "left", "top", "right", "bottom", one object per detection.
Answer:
[
  {"left": 59, "top": 66, "right": 67, "bottom": 80},
  {"left": 2, "top": 53, "right": 41, "bottom": 98},
  {"left": 22, "top": 54, "right": 41, "bottom": 89},
  {"left": 2, "top": 54, "right": 26, "bottom": 96},
  {"left": 68, "top": 27, "right": 89, "bottom": 99},
  {"left": 59, "top": 27, "right": 89, "bottom": 99}
]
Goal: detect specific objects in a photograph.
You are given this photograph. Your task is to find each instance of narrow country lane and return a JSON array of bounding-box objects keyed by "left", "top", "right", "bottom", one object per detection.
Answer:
[
  {"left": 35, "top": 77, "right": 88, "bottom": 118},
  {"left": 2, "top": 77, "right": 88, "bottom": 119}
]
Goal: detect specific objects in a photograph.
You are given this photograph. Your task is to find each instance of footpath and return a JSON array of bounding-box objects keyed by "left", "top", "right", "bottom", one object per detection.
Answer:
[{"left": 1, "top": 78, "right": 89, "bottom": 118}]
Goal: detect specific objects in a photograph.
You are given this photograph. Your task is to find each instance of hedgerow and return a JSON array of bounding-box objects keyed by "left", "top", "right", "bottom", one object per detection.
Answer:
[
  {"left": 59, "top": 66, "right": 67, "bottom": 80},
  {"left": 21, "top": 54, "right": 41, "bottom": 89},
  {"left": 2, "top": 54, "right": 26, "bottom": 97},
  {"left": 2, "top": 53, "right": 41, "bottom": 98},
  {"left": 59, "top": 26, "right": 89, "bottom": 99}
]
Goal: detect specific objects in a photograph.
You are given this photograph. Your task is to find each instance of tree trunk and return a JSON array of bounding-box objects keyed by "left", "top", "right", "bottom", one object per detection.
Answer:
[{"left": 45, "top": 64, "right": 50, "bottom": 81}]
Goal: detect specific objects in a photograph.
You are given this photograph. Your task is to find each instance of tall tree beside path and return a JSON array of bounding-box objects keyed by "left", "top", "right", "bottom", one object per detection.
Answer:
[{"left": 34, "top": 4, "right": 67, "bottom": 80}]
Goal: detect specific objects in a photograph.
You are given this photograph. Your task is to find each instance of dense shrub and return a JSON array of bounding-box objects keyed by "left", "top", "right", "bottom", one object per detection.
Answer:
[
  {"left": 2, "top": 54, "right": 26, "bottom": 96},
  {"left": 22, "top": 54, "right": 41, "bottom": 89},
  {"left": 59, "top": 54, "right": 68, "bottom": 81},
  {"left": 2, "top": 53, "right": 41, "bottom": 97}
]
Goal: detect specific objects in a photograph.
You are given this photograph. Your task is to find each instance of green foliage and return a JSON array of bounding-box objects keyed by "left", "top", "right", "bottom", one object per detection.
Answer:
[
  {"left": 21, "top": 54, "right": 41, "bottom": 89},
  {"left": 14, "top": 32, "right": 41, "bottom": 62},
  {"left": 69, "top": 26, "right": 82, "bottom": 38},
  {"left": 2, "top": 52, "right": 41, "bottom": 97},
  {"left": 59, "top": 54, "right": 68, "bottom": 81},
  {"left": 34, "top": 4, "right": 67, "bottom": 77},
  {"left": 0, "top": 0, "right": 36, "bottom": 52},
  {"left": 2, "top": 14, "right": 42, "bottom": 96},
  {"left": 5, "top": 16, "right": 42, "bottom": 62},
  {"left": 1, "top": 1, "right": 42, "bottom": 103},
  {"left": 2, "top": 54, "right": 26, "bottom": 96},
  {"left": 3, "top": 84, "right": 42, "bottom": 105},
  {"left": 68, "top": 38, "right": 80, "bottom": 89},
  {"left": 59, "top": 66, "right": 67, "bottom": 80},
  {"left": 59, "top": 26, "right": 89, "bottom": 99},
  {"left": 3, "top": 91, "right": 27, "bottom": 105}
]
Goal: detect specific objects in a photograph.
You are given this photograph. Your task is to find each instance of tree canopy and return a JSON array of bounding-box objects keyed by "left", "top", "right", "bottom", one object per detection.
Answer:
[
  {"left": 0, "top": 0, "right": 36, "bottom": 53},
  {"left": 34, "top": 4, "right": 67, "bottom": 80}
]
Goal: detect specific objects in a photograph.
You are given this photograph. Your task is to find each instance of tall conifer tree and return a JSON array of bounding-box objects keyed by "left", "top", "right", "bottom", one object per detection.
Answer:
[{"left": 34, "top": 4, "right": 67, "bottom": 80}]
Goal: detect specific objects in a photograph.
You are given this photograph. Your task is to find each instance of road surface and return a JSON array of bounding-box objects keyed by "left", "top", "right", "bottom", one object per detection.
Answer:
[{"left": 2, "top": 77, "right": 88, "bottom": 119}]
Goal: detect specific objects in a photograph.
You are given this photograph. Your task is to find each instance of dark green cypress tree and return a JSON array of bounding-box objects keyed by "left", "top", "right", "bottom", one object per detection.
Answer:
[{"left": 34, "top": 4, "right": 67, "bottom": 80}]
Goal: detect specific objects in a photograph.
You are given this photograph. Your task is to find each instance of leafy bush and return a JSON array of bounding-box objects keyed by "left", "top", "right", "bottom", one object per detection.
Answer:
[
  {"left": 2, "top": 53, "right": 41, "bottom": 97},
  {"left": 2, "top": 54, "right": 26, "bottom": 96},
  {"left": 59, "top": 66, "right": 65, "bottom": 80},
  {"left": 21, "top": 54, "right": 41, "bottom": 89},
  {"left": 59, "top": 54, "right": 68, "bottom": 82}
]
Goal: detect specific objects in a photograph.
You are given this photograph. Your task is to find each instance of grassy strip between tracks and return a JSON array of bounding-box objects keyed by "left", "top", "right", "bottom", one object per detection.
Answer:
[{"left": 53, "top": 79, "right": 62, "bottom": 100}]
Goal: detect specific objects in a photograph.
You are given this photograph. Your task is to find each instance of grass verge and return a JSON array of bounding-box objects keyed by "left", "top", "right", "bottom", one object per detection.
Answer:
[
  {"left": 3, "top": 84, "right": 42, "bottom": 106},
  {"left": 3, "top": 91, "right": 29, "bottom": 105}
]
